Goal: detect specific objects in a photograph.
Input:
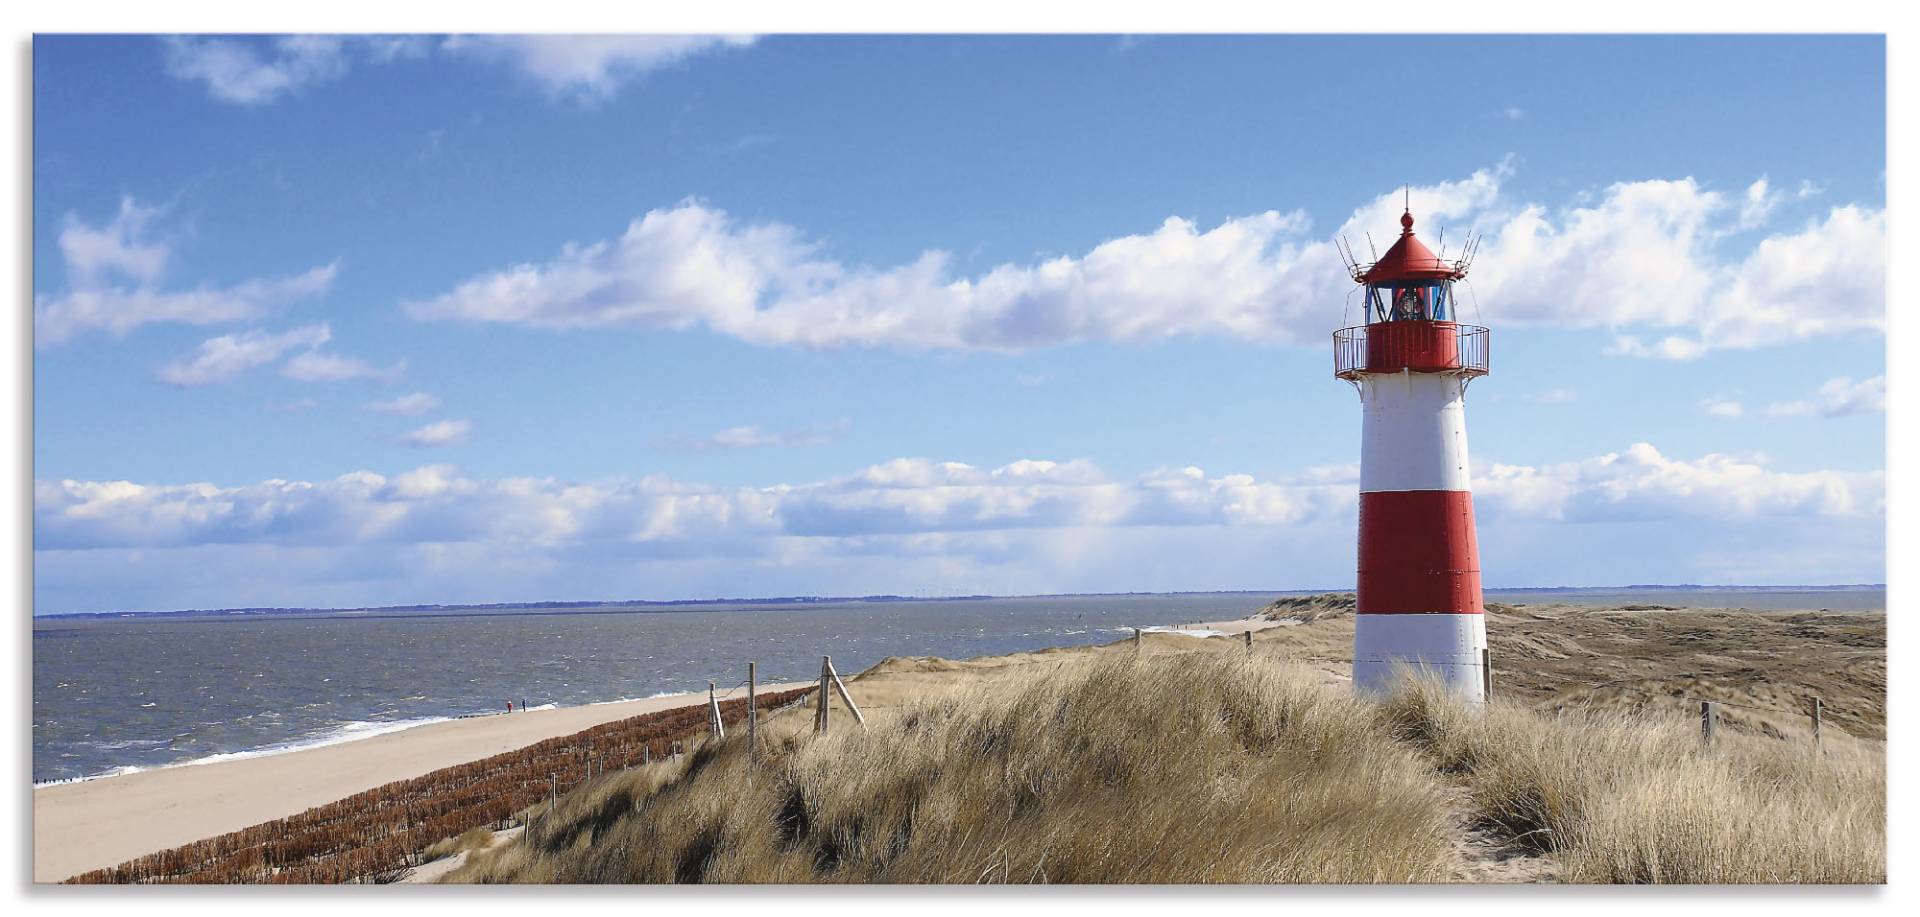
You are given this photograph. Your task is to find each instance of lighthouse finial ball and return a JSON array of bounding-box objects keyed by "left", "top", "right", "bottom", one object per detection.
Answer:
[{"left": 1400, "top": 210, "right": 1415, "bottom": 232}]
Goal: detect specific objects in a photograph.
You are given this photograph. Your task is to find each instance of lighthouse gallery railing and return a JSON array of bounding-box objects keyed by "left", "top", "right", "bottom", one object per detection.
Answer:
[{"left": 1333, "top": 323, "right": 1489, "bottom": 380}]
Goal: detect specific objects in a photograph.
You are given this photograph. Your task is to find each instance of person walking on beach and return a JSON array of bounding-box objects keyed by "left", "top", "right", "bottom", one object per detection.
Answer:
[{"left": 506, "top": 700, "right": 513, "bottom": 714}]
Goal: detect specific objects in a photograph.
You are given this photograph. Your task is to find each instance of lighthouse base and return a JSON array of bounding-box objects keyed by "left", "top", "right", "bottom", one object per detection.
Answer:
[{"left": 1352, "top": 613, "right": 1487, "bottom": 703}]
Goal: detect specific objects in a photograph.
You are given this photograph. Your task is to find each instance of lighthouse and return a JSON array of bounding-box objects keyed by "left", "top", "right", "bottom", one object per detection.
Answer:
[{"left": 1334, "top": 208, "right": 1490, "bottom": 702}]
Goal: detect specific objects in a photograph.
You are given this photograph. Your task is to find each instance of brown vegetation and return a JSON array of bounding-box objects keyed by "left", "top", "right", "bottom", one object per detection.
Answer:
[{"left": 64, "top": 688, "right": 809, "bottom": 884}]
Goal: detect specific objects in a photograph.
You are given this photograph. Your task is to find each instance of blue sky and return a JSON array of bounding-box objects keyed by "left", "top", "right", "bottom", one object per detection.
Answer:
[{"left": 31, "top": 34, "right": 1886, "bottom": 613}]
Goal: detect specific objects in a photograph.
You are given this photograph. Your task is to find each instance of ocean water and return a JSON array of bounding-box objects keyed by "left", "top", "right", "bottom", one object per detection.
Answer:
[
  {"left": 32, "top": 588, "right": 1883, "bottom": 784},
  {"left": 31, "top": 593, "right": 1279, "bottom": 784}
]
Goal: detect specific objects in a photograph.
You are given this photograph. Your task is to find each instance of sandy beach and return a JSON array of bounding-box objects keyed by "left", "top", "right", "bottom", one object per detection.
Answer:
[{"left": 33, "top": 682, "right": 810, "bottom": 883}]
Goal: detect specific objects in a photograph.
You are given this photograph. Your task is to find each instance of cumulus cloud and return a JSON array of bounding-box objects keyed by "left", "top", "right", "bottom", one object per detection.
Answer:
[
  {"left": 160, "top": 34, "right": 755, "bottom": 107},
  {"left": 396, "top": 419, "right": 473, "bottom": 447},
  {"left": 440, "top": 35, "right": 757, "bottom": 102},
  {"left": 156, "top": 323, "right": 332, "bottom": 387},
  {"left": 35, "top": 196, "right": 338, "bottom": 346},
  {"left": 34, "top": 445, "right": 1881, "bottom": 556},
  {"left": 1474, "top": 442, "right": 1882, "bottom": 523},
  {"left": 1765, "top": 375, "right": 1885, "bottom": 417},
  {"left": 658, "top": 421, "right": 849, "bottom": 451},
  {"left": 404, "top": 166, "right": 1882, "bottom": 357},
  {"left": 364, "top": 392, "right": 442, "bottom": 415},
  {"left": 163, "top": 35, "right": 352, "bottom": 105}
]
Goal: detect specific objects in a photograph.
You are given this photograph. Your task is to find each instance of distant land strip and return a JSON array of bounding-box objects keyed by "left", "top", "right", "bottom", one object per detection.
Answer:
[{"left": 33, "top": 584, "right": 1888, "bottom": 621}]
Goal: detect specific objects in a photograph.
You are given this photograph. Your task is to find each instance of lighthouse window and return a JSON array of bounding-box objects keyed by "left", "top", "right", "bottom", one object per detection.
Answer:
[{"left": 1393, "top": 286, "right": 1425, "bottom": 321}]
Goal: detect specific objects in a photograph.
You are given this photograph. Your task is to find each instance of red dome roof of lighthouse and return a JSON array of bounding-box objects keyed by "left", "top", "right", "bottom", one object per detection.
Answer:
[{"left": 1358, "top": 211, "right": 1465, "bottom": 284}]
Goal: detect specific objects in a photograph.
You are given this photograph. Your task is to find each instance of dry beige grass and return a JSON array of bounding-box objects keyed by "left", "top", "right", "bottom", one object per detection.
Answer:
[
  {"left": 1382, "top": 676, "right": 1885, "bottom": 884},
  {"left": 421, "top": 827, "right": 498, "bottom": 863},
  {"left": 450, "top": 653, "right": 1457, "bottom": 884},
  {"left": 445, "top": 607, "right": 1885, "bottom": 886}
]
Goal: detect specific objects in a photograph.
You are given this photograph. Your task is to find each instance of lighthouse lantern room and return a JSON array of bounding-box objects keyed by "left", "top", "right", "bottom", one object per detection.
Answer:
[{"left": 1334, "top": 208, "right": 1490, "bottom": 703}]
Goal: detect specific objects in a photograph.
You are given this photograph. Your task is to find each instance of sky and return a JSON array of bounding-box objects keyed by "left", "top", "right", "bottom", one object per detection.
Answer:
[{"left": 30, "top": 34, "right": 1888, "bottom": 614}]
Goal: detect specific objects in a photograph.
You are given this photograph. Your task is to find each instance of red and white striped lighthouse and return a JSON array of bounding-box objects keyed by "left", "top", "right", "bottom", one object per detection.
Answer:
[{"left": 1334, "top": 208, "right": 1490, "bottom": 702}]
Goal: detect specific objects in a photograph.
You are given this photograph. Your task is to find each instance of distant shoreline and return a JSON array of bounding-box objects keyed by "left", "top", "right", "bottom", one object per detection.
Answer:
[{"left": 32, "top": 583, "right": 1889, "bottom": 622}]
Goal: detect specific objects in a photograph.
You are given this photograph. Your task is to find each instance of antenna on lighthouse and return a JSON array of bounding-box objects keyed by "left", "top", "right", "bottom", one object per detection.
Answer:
[{"left": 1457, "top": 230, "right": 1481, "bottom": 273}]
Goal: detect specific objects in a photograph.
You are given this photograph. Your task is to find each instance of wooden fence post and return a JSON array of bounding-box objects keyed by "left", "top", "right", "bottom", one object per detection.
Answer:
[
  {"left": 643, "top": 745, "right": 650, "bottom": 765},
  {"left": 1244, "top": 631, "right": 1253, "bottom": 656},
  {"left": 1481, "top": 648, "right": 1492, "bottom": 701},
  {"left": 816, "top": 655, "right": 832, "bottom": 734},
  {"left": 1133, "top": 627, "right": 1141, "bottom": 651},
  {"left": 748, "top": 661, "right": 759, "bottom": 761},
  {"left": 709, "top": 681, "right": 726, "bottom": 739},
  {"left": 1811, "top": 696, "right": 1823, "bottom": 747},
  {"left": 1700, "top": 701, "right": 1716, "bottom": 747},
  {"left": 828, "top": 658, "right": 866, "bottom": 725}
]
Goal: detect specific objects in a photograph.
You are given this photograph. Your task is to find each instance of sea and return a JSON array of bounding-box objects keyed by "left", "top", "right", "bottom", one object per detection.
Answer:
[{"left": 31, "top": 587, "right": 1884, "bottom": 785}]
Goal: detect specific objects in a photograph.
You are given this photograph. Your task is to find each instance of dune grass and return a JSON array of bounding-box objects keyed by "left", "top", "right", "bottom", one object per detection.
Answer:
[
  {"left": 421, "top": 827, "right": 498, "bottom": 863},
  {"left": 1381, "top": 677, "right": 1886, "bottom": 883},
  {"left": 448, "top": 652, "right": 1884, "bottom": 885},
  {"left": 452, "top": 653, "right": 1457, "bottom": 883}
]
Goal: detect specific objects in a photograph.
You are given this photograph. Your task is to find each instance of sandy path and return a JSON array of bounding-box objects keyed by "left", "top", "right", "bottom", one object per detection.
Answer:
[
  {"left": 399, "top": 826, "right": 524, "bottom": 884},
  {"left": 32, "top": 683, "right": 810, "bottom": 883}
]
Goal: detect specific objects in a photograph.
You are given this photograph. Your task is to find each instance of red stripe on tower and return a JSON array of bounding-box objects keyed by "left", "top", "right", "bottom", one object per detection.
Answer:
[
  {"left": 1356, "top": 490, "right": 1483, "bottom": 615},
  {"left": 1334, "top": 206, "right": 1490, "bottom": 702}
]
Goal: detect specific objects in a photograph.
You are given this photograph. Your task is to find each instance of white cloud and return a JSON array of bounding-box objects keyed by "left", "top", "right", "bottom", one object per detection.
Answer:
[
  {"left": 34, "top": 445, "right": 1881, "bottom": 555},
  {"left": 35, "top": 197, "right": 338, "bottom": 346},
  {"left": 440, "top": 35, "right": 756, "bottom": 102},
  {"left": 405, "top": 166, "right": 1882, "bottom": 357},
  {"left": 364, "top": 392, "right": 442, "bottom": 415},
  {"left": 34, "top": 445, "right": 1886, "bottom": 610},
  {"left": 659, "top": 421, "right": 849, "bottom": 450},
  {"left": 1525, "top": 388, "right": 1577, "bottom": 404},
  {"left": 59, "top": 196, "right": 169, "bottom": 286},
  {"left": 163, "top": 35, "right": 351, "bottom": 105},
  {"left": 282, "top": 350, "right": 406, "bottom": 384},
  {"left": 1765, "top": 375, "right": 1885, "bottom": 418},
  {"left": 156, "top": 323, "right": 332, "bottom": 387},
  {"left": 1700, "top": 397, "right": 1745, "bottom": 418},
  {"left": 396, "top": 419, "right": 473, "bottom": 447},
  {"left": 267, "top": 398, "right": 318, "bottom": 413},
  {"left": 1606, "top": 335, "right": 1709, "bottom": 361},
  {"left": 1738, "top": 177, "right": 1781, "bottom": 228},
  {"left": 1474, "top": 443, "right": 1881, "bottom": 523},
  {"left": 365, "top": 35, "right": 433, "bottom": 63},
  {"left": 160, "top": 34, "right": 754, "bottom": 108}
]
